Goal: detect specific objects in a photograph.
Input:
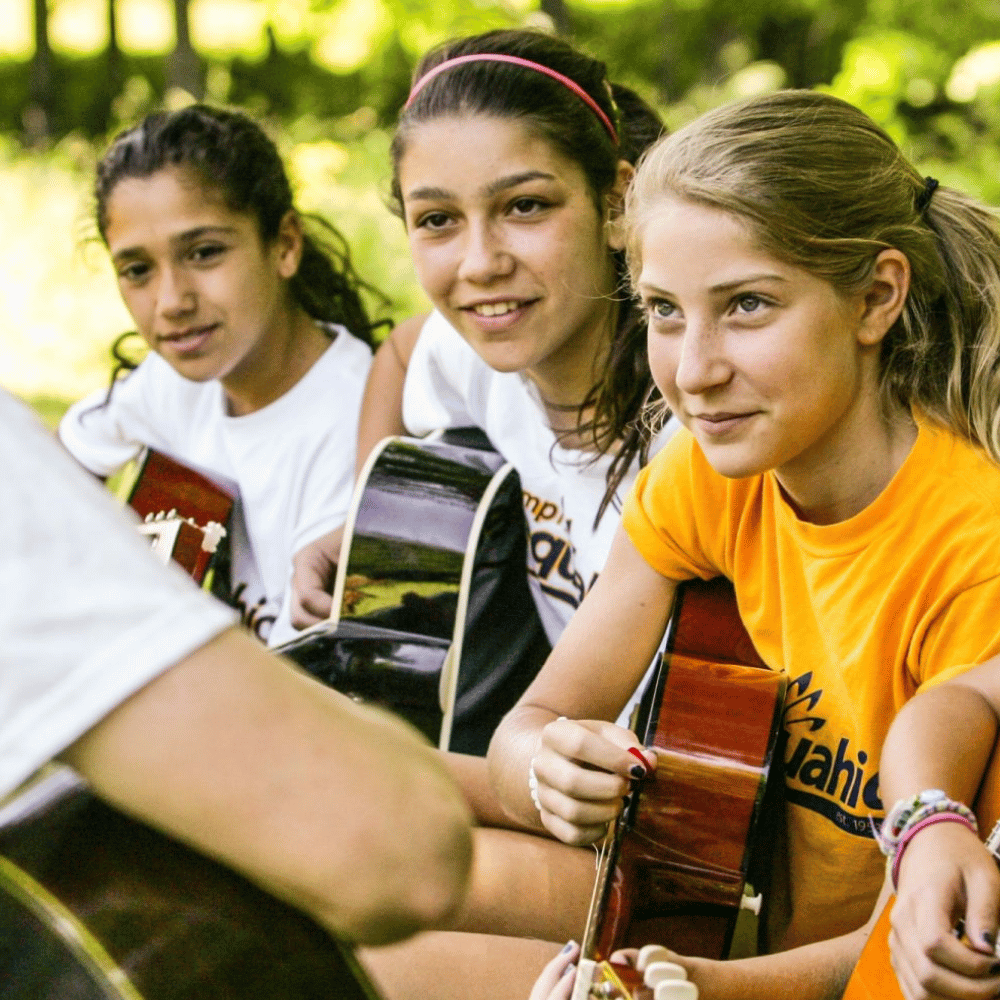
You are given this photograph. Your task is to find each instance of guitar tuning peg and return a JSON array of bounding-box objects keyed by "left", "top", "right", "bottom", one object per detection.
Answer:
[
  {"left": 201, "top": 522, "right": 227, "bottom": 553},
  {"left": 637, "top": 946, "right": 674, "bottom": 971},
  {"left": 144, "top": 513, "right": 154, "bottom": 522},
  {"left": 739, "top": 891, "right": 762, "bottom": 916},
  {"left": 653, "top": 981, "right": 698, "bottom": 1000},
  {"left": 644, "top": 962, "right": 689, "bottom": 987}
]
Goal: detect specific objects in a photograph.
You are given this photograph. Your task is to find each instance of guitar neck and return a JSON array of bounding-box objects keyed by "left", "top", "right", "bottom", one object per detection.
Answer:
[{"left": 575, "top": 577, "right": 785, "bottom": 993}]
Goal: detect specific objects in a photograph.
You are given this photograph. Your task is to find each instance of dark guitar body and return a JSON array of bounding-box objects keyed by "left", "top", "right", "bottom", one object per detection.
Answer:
[
  {"left": 584, "top": 578, "right": 786, "bottom": 971},
  {"left": 0, "top": 768, "right": 381, "bottom": 1000},
  {"left": 279, "top": 432, "right": 550, "bottom": 755}
]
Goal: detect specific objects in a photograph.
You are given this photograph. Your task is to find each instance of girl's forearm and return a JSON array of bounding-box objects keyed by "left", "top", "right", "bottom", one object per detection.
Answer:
[
  {"left": 880, "top": 680, "right": 998, "bottom": 808},
  {"left": 681, "top": 926, "right": 866, "bottom": 1000}
]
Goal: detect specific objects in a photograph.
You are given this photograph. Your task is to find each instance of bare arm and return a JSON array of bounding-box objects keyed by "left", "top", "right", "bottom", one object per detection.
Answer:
[
  {"left": 60, "top": 626, "right": 473, "bottom": 946},
  {"left": 620, "top": 914, "right": 876, "bottom": 1000},
  {"left": 289, "top": 315, "right": 426, "bottom": 627},
  {"left": 875, "top": 665, "right": 1000, "bottom": 999},
  {"left": 487, "top": 526, "right": 676, "bottom": 840},
  {"left": 356, "top": 313, "right": 426, "bottom": 475}
]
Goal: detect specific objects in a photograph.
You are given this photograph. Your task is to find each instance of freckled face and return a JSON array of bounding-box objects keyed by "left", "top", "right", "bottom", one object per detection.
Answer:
[
  {"left": 103, "top": 167, "right": 297, "bottom": 388},
  {"left": 398, "top": 114, "right": 620, "bottom": 385},
  {"left": 636, "top": 196, "right": 878, "bottom": 488}
]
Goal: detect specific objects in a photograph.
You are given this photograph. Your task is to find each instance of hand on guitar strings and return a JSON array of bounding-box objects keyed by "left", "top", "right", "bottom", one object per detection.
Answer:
[
  {"left": 289, "top": 526, "right": 344, "bottom": 628},
  {"left": 890, "top": 820, "right": 1000, "bottom": 1000},
  {"left": 530, "top": 717, "right": 656, "bottom": 846}
]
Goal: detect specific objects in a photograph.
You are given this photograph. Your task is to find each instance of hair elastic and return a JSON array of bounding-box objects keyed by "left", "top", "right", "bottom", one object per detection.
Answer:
[
  {"left": 404, "top": 53, "right": 619, "bottom": 145},
  {"left": 916, "top": 175, "right": 939, "bottom": 214}
]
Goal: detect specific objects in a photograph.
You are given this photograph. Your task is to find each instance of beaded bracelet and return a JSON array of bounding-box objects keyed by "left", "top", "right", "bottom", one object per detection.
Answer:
[
  {"left": 890, "top": 811, "right": 979, "bottom": 889},
  {"left": 877, "top": 789, "right": 977, "bottom": 856}
]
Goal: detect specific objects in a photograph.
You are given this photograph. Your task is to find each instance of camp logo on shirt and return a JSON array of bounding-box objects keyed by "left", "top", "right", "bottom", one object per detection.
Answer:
[
  {"left": 782, "top": 671, "right": 883, "bottom": 839},
  {"left": 523, "top": 489, "right": 593, "bottom": 612},
  {"left": 230, "top": 582, "right": 277, "bottom": 642}
]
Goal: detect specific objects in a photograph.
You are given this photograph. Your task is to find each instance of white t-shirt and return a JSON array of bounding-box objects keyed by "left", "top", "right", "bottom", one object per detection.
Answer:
[
  {"left": 58, "top": 326, "right": 372, "bottom": 646},
  {"left": 0, "top": 390, "right": 237, "bottom": 801},
  {"left": 403, "top": 310, "right": 680, "bottom": 646}
]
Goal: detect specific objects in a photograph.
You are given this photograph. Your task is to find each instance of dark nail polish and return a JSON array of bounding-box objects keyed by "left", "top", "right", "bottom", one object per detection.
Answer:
[
  {"left": 630, "top": 765, "right": 646, "bottom": 779},
  {"left": 561, "top": 940, "right": 576, "bottom": 954},
  {"left": 563, "top": 963, "right": 576, "bottom": 978}
]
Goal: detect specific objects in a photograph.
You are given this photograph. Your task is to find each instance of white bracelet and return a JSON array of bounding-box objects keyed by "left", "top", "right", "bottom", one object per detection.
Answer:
[
  {"left": 528, "top": 757, "right": 543, "bottom": 815},
  {"left": 529, "top": 717, "right": 566, "bottom": 817}
]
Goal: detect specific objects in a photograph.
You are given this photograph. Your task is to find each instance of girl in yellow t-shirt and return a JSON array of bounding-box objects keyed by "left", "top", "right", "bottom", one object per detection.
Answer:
[{"left": 480, "top": 90, "right": 1000, "bottom": 1000}]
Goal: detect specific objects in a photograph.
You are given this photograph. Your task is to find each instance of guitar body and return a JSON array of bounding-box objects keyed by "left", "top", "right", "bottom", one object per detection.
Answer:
[
  {"left": 842, "top": 750, "right": 1000, "bottom": 999},
  {"left": 278, "top": 433, "right": 550, "bottom": 755},
  {"left": 574, "top": 578, "right": 786, "bottom": 998},
  {"left": 124, "top": 449, "right": 234, "bottom": 585},
  {"left": 0, "top": 768, "right": 381, "bottom": 999}
]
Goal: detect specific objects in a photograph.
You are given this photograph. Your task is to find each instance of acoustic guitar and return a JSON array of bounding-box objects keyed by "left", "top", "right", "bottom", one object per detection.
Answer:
[
  {"left": 277, "top": 431, "right": 550, "bottom": 756},
  {"left": 842, "top": 755, "right": 1000, "bottom": 1000},
  {"left": 0, "top": 767, "right": 382, "bottom": 999},
  {"left": 0, "top": 450, "right": 379, "bottom": 998},
  {"left": 572, "top": 578, "right": 787, "bottom": 1000}
]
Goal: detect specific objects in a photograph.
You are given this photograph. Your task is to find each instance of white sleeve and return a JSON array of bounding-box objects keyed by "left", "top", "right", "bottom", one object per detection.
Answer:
[
  {"left": 402, "top": 311, "right": 489, "bottom": 435},
  {"left": 57, "top": 359, "right": 169, "bottom": 476},
  {"left": 0, "top": 391, "right": 237, "bottom": 799},
  {"left": 287, "top": 336, "right": 371, "bottom": 553}
]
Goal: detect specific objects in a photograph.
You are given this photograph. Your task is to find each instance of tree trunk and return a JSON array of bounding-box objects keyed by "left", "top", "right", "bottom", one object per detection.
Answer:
[
  {"left": 25, "top": 0, "right": 53, "bottom": 143},
  {"left": 168, "top": 0, "right": 204, "bottom": 99},
  {"left": 540, "top": 0, "right": 571, "bottom": 37},
  {"left": 90, "top": 0, "right": 123, "bottom": 135}
]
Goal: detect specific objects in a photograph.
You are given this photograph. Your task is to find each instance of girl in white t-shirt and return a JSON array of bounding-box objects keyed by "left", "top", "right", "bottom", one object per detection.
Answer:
[
  {"left": 59, "top": 104, "right": 381, "bottom": 646},
  {"left": 346, "top": 27, "right": 681, "bottom": 1000},
  {"left": 293, "top": 30, "right": 679, "bottom": 645}
]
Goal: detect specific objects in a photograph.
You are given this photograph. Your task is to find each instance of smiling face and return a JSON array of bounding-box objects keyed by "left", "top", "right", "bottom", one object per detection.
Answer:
[
  {"left": 636, "top": 196, "right": 909, "bottom": 514},
  {"left": 397, "top": 114, "right": 623, "bottom": 399},
  {"left": 103, "top": 167, "right": 304, "bottom": 408}
]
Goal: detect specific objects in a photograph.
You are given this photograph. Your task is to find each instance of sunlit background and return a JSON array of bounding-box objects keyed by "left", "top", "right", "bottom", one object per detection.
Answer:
[{"left": 4, "top": 0, "right": 1000, "bottom": 418}]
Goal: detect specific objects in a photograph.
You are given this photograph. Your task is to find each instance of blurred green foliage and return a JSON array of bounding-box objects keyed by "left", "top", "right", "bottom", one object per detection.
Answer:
[{"left": 6, "top": 0, "right": 1000, "bottom": 409}]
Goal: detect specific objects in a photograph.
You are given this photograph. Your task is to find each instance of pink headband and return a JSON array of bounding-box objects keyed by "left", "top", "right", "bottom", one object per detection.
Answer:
[{"left": 404, "top": 53, "right": 619, "bottom": 145}]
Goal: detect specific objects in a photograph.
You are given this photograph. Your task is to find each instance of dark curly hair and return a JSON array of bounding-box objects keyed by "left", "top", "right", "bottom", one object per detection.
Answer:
[{"left": 96, "top": 103, "right": 389, "bottom": 386}]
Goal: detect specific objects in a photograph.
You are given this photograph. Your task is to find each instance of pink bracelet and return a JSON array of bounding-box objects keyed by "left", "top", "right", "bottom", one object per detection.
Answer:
[{"left": 891, "top": 811, "right": 978, "bottom": 889}]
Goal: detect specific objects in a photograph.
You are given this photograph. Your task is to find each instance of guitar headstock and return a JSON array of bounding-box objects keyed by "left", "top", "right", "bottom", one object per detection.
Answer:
[{"left": 136, "top": 509, "right": 227, "bottom": 584}]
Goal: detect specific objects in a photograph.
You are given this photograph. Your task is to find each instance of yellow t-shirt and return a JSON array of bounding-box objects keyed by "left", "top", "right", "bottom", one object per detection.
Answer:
[{"left": 622, "top": 420, "right": 1000, "bottom": 950}]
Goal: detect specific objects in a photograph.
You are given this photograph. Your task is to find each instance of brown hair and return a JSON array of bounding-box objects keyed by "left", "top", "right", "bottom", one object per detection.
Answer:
[
  {"left": 624, "top": 89, "right": 1000, "bottom": 460},
  {"left": 393, "top": 29, "right": 667, "bottom": 521}
]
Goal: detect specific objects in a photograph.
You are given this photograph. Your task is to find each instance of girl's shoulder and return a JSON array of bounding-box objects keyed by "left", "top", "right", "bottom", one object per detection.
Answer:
[
  {"left": 916, "top": 419, "right": 1000, "bottom": 516},
  {"left": 404, "top": 310, "right": 534, "bottom": 431}
]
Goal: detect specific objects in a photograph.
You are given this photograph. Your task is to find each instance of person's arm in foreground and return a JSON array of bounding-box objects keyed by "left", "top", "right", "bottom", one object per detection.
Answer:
[
  {"left": 290, "top": 314, "right": 426, "bottom": 627},
  {"left": 61, "top": 627, "right": 473, "bottom": 946},
  {"left": 876, "top": 662, "right": 1000, "bottom": 1000},
  {"left": 487, "top": 526, "right": 674, "bottom": 841}
]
